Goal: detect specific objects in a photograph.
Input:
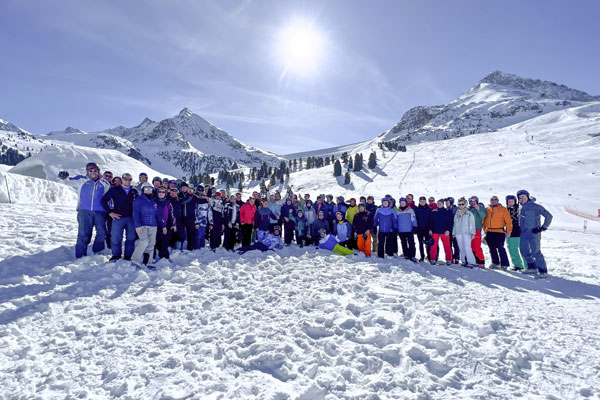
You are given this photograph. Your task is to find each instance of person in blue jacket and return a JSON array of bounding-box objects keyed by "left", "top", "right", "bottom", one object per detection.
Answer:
[
  {"left": 373, "top": 198, "right": 398, "bottom": 258},
  {"left": 132, "top": 183, "right": 161, "bottom": 266},
  {"left": 311, "top": 210, "right": 331, "bottom": 246},
  {"left": 317, "top": 228, "right": 354, "bottom": 256},
  {"left": 237, "top": 225, "right": 284, "bottom": 253},
  {"left": 396, "top": 198, "right": 418, "bottom": 261},
  {"left": 333, "top": 211, "right": 352, "bottom": 247},
  {"left": 58, "top": 162, "right": 111, "bottom": 258},
  {"left": 101, "top": 172, "right": 138, "bottom": 261},
  {"left": 256, "top": 199, "right": 278, "bottom": 243},
  {"left": 517, "top": 190, "right": 553, "bottom": 277}
]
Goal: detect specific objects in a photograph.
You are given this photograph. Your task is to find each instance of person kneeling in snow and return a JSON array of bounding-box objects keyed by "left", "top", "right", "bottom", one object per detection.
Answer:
[
  {"left": 317, "top": 228, "right": 354, "bottom": 256},
  {"left": 237, "top": 225, "right": 284, "bottom": 254}
]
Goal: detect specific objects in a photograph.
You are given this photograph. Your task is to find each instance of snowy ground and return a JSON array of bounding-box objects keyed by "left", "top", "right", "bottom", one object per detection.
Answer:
[{"left": 1, "top": 203, "right": 599, "bottom": 399}]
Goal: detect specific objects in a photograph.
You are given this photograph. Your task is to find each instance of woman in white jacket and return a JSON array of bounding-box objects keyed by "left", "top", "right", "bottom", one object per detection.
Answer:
[{"left": 452, "top": 197, "right": 477, "bottom": 267}]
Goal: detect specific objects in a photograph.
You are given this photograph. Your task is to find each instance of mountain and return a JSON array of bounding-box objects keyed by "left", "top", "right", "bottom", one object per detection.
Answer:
[
  {"left": 377, "top": 70, "right": 600, "bottom": 144},
  {"left": 46, "top": 108, "right": 284, "bottom": 177},
  {"left": 0, "top": 118, "right": 46, "bottom": 165}
]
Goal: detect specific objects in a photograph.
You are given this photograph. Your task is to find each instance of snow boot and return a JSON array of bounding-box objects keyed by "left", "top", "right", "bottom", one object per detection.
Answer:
[
  {"left": 142, "top": 253, "right": 150, "bottom": 266},
  {"left": 430, "top": 260, "right": 436, "bottom": 266},
  {"left": 124, "top": 255, "right": 132, "bottom": 261},
  {"left": 446, "top": 260, "right": 451, "bottom": 266},
  {"left": 109, "top": 256, "right": 121, "bottom": 262},
  {"left": 522, "top": 263, "right": 538, "bottom": 274},
  {"left": 488, "top": 264, "right": 500, "bottom": 269}
]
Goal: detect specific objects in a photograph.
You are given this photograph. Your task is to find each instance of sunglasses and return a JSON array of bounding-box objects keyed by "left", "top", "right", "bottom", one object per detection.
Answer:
[
  {"left": 87, "top": 169, "right": 99, "bottom": 173},
  {"left": 158, "top": 191, "right": 167, "bottom": 194},
  {"left": 491, "top": 198, "right": 499, "bottom": 201},
  {"left": 122, "top": 178, "right": 132, "bottom": 181},
  {"left": 458, "top": 203, "right": 466, "bottom": 206}
]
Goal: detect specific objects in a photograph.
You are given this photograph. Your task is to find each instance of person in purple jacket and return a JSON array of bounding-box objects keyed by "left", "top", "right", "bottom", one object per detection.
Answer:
[
  {"left": 317, "top": 228, "right": 354, "bottom": 255},
  {"left": 154, "top": 186, "right": 176, "bottom": 262},
  {"left": 58, "top": 162, "right": 111, "bottom": 258}
]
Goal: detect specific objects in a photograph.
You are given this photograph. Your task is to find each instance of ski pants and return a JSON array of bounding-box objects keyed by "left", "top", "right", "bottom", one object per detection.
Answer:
[
  {"left": 415, "top": 228, "right": 431, "bottom": 260},
  {"left": 520, "top": 233, "right": 547, "bottom": 273},
  {"left": 377, "top": 232, "right": 395, "bottom": 258},
  {"left": 184, "top": 219, "right": 197, "bottom": 251},
  {"left": 430, "top": 233, "right": 452, "bottom": 261},
  {"left": 333, "top": 244, "right": 354, "bottom": 256},
  {"left": 471, "top": 230, "right": 485, "bottom": 265},
  {"left": 357, "top": 233, "right": 371, "bottom": 257},
  {"left": 155, "top": 227, "right": 171, "bottom": 260},
  {"left": 105, "top": 217, "right": 112, "bottom": 249},
  {"left": 194, "top": 225, "right": 207, "bottom": 249},
  {"left": 132, "top": 226, "right": 157, "bottom": 264},
  {"left": 284, "top": 220, "right": 295, "bottom": 245},
  {"left": 210, "top": 224, "right": 223, "bottom": 249},
  {"left": 371, "top": 229, "right": 378, "bottom": 254},
  {"left": 455, "top": 234, "right": 476, "bottom": 265},
  {"left": 485, "top": 232, "right": 509, "bottom": 267},
  {"left": 110, "top": 216, "right": 136, "bottom": 258},
  {"left": 398, "top": 232, "right": 416, "bottom": 259},
  {"left": 451, "top": 233, "right": 460, "bottom": 260},
  {"left": 241, "top": 224, "right": 253, "bottom": 247},
  {"left": 223, "top": 226, "right": 238, "bottom": 250},
  {"left": 507, "top": 236, "right": 525, "bottom": 269},
  {"left": 75, "top": 210, "right": 107, "bottom": 258}
]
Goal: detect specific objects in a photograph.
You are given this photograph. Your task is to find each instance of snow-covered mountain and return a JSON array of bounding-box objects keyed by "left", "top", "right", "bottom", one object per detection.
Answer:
[
  {"left": 0, "top": 118, "right": 46, "bottom": 165},
  {"left": 377, "top": 70, "right": 600, "bottom": 144},
  {"left": 46, "top": 108, "right": 284, "bottom": 177}
]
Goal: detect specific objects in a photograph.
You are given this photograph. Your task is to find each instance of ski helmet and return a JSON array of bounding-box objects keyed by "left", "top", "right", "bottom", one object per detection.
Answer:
[
  {"left": 86, "top": 162, "right": 99, "bottom": 171},
  {"left": 516, "top": 189, "right": 530, "bottom": 198}
]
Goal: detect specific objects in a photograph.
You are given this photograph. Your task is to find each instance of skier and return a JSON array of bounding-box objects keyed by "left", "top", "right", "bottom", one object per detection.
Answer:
[
  {"left": 444, "top": 197, "right": 460, "bottom": 263},
  {"left": 517, "top": 190, "right": 553, "bottom": 277},
  {"left": 506, "top": 195, "right": 526, "bottom": 271},
  {"left": 135, "top": 172, "right": 149, "bottom": 192},
  {"left": 352, "top": 203, "right": 373, "bottom": 257},
  {"left": 58, "top": 162, "right": 111, "bottom": 258},
  {"left": 155, "top": 186, "right": 175, "bottom": 262},
  {"left": 167, "top": 187, "right": 185, "bottom": 250},
  {"left": 240, "top": 197, "right": 257, "bottom": 247},
  {"left": 396, "top": 197, "right": 417, "bottom": 261},
  {"left": 209, "top": 192, "right": 225, "bottom": 250},
  {"left": 428, "top": 199, "right": 453, "bottom": 265},
  {"left": 179, "top": 182, "right": 197, "bottom": 251},
  {"left": 483, "top": 195, "right": 512, "bottom": 269},
  {"left": 333, "top": 211, "right": 352, "bottom": 248},
  {"left": 452, "top": 198, "right": 477, "bottom": 267},
  {"left": 132, "top": 183, "right": 161, "bottom": 267},
  {"left": 193, "top": 188, "right": 213, "bottom": 249},
  {"left": 373, "top": 198, "right": 397, "bottom": 259},
  {"left": 223, "top": 195, "right": 241, "bottom": 251},
  {"left": 468, "top": 195, "right": 487, "bottom": 268},
  {"left": 294, "top": 209, "right": 310, "bottom": 247},
  {"left": 256, "top": 199, "right": 278, "bottom": 243},
  {"left": 101, "top": 172, "right": 138, "bottom": 261},
  {"left": 414, "top": 196, "right": 432, "bottom": 262}
]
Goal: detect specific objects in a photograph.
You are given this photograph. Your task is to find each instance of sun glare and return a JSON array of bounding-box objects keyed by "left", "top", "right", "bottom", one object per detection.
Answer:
[{"left": 278, "top": 20, "right": 324, "bottom": 78}]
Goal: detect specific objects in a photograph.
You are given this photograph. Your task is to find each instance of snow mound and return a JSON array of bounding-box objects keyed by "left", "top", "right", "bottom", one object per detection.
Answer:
[{"left": 0, "top": 170, "right": 77, "bottom": 205}]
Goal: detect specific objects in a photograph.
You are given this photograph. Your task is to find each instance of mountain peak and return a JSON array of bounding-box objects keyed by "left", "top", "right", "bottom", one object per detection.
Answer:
[
  {"left": 64, "top": 126, "right": 85, "bottom": 134},
  {"left": 178, "top": 107, "right": 193, "bottom": 118}
]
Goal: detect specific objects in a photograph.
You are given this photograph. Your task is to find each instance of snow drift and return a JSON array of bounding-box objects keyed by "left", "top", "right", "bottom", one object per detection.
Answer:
[{"left": 0, "top": 169, "right": 77, "bottom": 205}]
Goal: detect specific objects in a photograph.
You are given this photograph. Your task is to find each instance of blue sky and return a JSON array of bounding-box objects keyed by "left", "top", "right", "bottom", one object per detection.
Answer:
[{"left": 1, "top": 0, "right": 599, "bottom": 154}]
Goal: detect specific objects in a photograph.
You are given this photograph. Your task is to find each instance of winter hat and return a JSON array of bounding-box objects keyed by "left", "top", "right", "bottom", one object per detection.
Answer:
[
  {"left": 139, "top": 172, "right": 148, "bottom": 178},
  {"left": 506, "top": 195, "right": 517, "bottom": 204},
  {"left": 197, "top": 185, "right": 204, "bottom": 191},
  {"left": 318, "top": 210, "right": 325, "bottom": 216},
  {"left": 469, "top": 196, "right": 479, "bottom": 203},
  {"left": 445, "top": 197, "right": 455, "bottom": 205},
  {"left": 358, "top": 203, "right": 366, "bottom": 210},
  {"left": 349, "top": 198, "right": 356, "bottom": 203},
  {"left": 381, "top": 197, "right": 389, "bottom": 203},
  {"left": 359, "top": 196, "right": 366, "bottom": 201},
  {"left": 298, "top": 209, "right": 304, "bottom": 215},
  {"left": 419, "top": 196, "right": 426, "bottom": 201},
  {"left": 152, "top": 176, "right": 162, "bottom": 183},
  {"left": 318, "top": 228, "right": 327, "bottom": 236},
  {"left": 86, "top": 162, "right": 99, "bottom": 170},
  {"left": 180, "top": 182, "right": 189, "bottom": 188},
  {"left": 399, "top": 197, "right": 407, "bottom": 202},
  {"left": 141, "top": 182, "right": 153, "bottom": 191},
  {"left": 216, "top": 192, "right": 222, "bottom": 197},
  {"left": 337, "top": 196, "right": 345, "bottom": 202},
  {"left": 122, "top": 173, "right": 133, "bottom": 180}
]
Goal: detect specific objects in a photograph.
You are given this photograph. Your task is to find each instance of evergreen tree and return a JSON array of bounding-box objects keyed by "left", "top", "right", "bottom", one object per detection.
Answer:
[
  {"left": 325, "top": 156, "right": 331, "bottom": 166},
  {"left": 238, "top": 181, "right": 243, "bottom": 191},
  {"left": 293, "top": 159, "right": 298, "bottom": 170},
  {"left": 299, "top": 158, "right": 303, "bottom": 169},
  {"left": 341, "top": 152, "right": 348, "bottom": 163},
  {"left": 260, "top": 180, "right": 267, "bottom": 194},
  {"left": 344, "top": 171, "right": 351, "bottom": 185},
  {"left": 269, "top": 175, "right": 276, "bottom": 186},
  {"left": 348, "top": 157, "right": 353, "bottom": 170},
  {"left": 333, "top": 160, "right": 342, "bottom": 177},
  {"left": 232, "top": 162, "right": 239, "bottom": 169},
  {"left": 368, "top": 152, "right": 377, "bottom": 169}
]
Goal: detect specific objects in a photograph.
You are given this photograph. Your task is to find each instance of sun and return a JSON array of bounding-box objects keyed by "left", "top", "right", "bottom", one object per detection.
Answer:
[{"left": 277, "top": 21, "right": 325, "bottom": 78}]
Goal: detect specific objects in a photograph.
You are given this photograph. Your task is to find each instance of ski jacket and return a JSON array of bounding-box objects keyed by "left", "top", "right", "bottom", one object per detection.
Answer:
[
  {"left": 240, "top": 203, "right": 257, "bottom": 224},
  {"left": 323, "top": 202, "right": 336, "bottom": 221},
  {"left": 318, "top": 234, "right": 339, "bottom": 251},
  {"left": 211, "top": 198, "right": 225, "bottom": 226},
  {"left": 414, "top": 204, "right": 432, "bottom": 230},
  {"left": 396, "top": 206, "right": 417, "bottom": 233},
  {"left": 260, "top": 233, "right": 283, "bottom": 250},
  {"left": 179, "top": 192, "right": 196, "bottom": 222},
  {"left": 345, "top": 205, "right": 359, "bottom": 224},
  {"left": 365, "top": 203, "right": 378, "bottom": 216},
  {"left": 132, "top": 194, "right": 160, "bottom": 228},
  {"left": 280, "top": 202, "right": 297, "bottom": 219},
  {"left": 102, "top": 185, "right": 138, "bottom": 217},
  {"left": 428, "top": 208, "right": 453, "bottom": 234},
  {"left": 224, "top": 202, "right": 240, "bottom": 226},
  {"left": 452, "top": 209, "right": 476, "bottom": 236},
  {"left": 519, "top": 200, "right": 552, "bottom": 235},
  {"left": 483, "top": 204, "right": 512, "bottom": 234},
  {"left": 303, "top": 205, "right": 316, "bottom": 225},
  {"left": 294, "top": 215, "right": 309, "bottom": 236},
  {"left": 333, "top": 220, "right": 352, "bottom": 242},
  {"left": 352, "top": 211, "right": 373, "bottom": 236},
  {"left": 312, "top": 217, "right": 331, "bottom": 238},
  {"left": 256, "top": 207, "right": 277, "bottom": 231},
  {"left": 156, "top": 197, "right": 175, "bottom": 229},
  {"left": 333, "top": 203, "right": 348, "bottom": 217},
  {"left": 268, "top": 201, "right": 282, "bottom": 223},
  {"left": 194, "top": 199, "right": 213, "bottom": 227},
  {"left": 373, "top": 206, "right": 397, "bottom": 233},
  {"left": 428, "top": 203, "right": 438, "bottom": 210},
  {"left": 447, "top": 205, "right": 458, "bottom": 216},
  {"left": 168, "top": 196, "right": 183, "bottom": 221},
  {"left": 468, "top": 203, "right": 487, "bottom": 231},
  {"left": 406, "top": 200, "right": 416, "bottom": 210},
  {"left": 506, "top": 204, "right": 521, "bottom": 237},
  {"left": 75, "top": 176, "right": 111, "bottom": 212}
]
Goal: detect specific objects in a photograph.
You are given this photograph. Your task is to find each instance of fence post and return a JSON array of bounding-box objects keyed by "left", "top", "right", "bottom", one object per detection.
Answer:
[{"left": 4, "top": 175, "right": 11, "bottom": 204}]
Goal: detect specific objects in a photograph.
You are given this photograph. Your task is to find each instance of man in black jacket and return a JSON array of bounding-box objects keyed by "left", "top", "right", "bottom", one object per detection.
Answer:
[{"left": 101, "top": 173, "right": 138, "bottom": 261}]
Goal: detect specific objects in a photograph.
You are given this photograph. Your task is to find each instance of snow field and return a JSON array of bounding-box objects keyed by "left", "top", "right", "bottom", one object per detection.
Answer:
[{"left": 1, "top": 204, "right": 599, "bottom": 399}]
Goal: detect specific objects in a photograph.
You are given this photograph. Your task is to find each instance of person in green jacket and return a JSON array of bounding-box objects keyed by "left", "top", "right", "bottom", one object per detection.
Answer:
[{"left": 468, "top": 195, "right": 487, "bottom": 267}]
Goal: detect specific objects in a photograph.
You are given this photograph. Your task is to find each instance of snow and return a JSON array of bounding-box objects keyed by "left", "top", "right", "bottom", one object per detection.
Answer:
[
  {"left": 0, "top": 203, "right": 599, "bottom": 399},
  {"left": 0, "top": 169, "right": 77, "bottom": 205}
]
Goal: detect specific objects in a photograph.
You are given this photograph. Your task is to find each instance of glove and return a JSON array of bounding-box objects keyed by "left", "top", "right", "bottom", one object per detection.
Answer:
[
  {"left": 58, "top": 171, "right": 69, "bottom": 179},
  {"left": 532, "top": 227, "right": 546, "bottom": 234}
]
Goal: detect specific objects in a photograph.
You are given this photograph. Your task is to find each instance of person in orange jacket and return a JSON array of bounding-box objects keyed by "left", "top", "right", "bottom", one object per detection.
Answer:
[{"left": 482, "top": 195, "right": 512, "bottom": 269}]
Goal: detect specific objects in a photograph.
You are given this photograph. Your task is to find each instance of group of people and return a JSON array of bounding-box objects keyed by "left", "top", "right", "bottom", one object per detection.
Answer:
[{"left": 60, "top": 163, "right": 553, "bottom": 277}]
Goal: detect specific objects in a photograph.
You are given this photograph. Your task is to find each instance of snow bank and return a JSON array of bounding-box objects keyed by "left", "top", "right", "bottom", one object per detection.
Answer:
[
  {"left": 0, "top": 169, "right": 77, "bottom": 205},
  {"left": 9, "top": 143, "right": 171, "bottom": 182}
]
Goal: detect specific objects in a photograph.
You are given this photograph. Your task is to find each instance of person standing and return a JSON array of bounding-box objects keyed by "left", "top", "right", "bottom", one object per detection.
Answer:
[
  {"left": 452, "top": 198, "right": 477, "bottom": 267},
  {"left": 414, "top": 196, "right": 432, "bottom": 262},
  {"left": 352, "top": 203, "right": 373, "bottom": 257},
  {"left": 373, "top": 198, "right": 397, "bottom": 259},
  {"left": 155, "top": 186, "right": 175, "bottom": 261},
  {"left": 58, "top": 162, "right": 111, "bottom": 258},
  {"left": 506, "top": 195, "right": 526, "bottom": 271},
  {"left": 483, "top": 196, "right": 512, "bottom": 269},
  {"left": 517, "top": 190, "right": 553, "bottom": 277},
  {"left": 135, "top": 172, "right": 149, "bottom": 192},
  {"left": 396, "top": 198, "right": 417, "bottom": 261},
  {"left": 311, "top": 210, "right": 331, "bottom": 246},
  {"left": 223, "top": 195, "right": 241, "bottom": 251},
  {"left": 179, "top": 182, "right": 197, "bottom": 250},
  {"left": 167, "top": 187, "right": 185, "bottom": 250},
  {"left": 132, "top": 183, "right": 160, "bottom": 266},
  {"left": 444, "top": 197, "right": 460, "bottom": 263},
  {"left": 209, "top": 193, "right": 225, "bottom": 250},
  {"left": 333, "top": 211, "right": 352, "bottom": 248},
  {"left": 101, "top": 172, "right": 138, "bottom": 261},
  {"left": 468, "top": 196, "right": 487, "bottom": 268},
  {"left": 240, "top": 197, "right": 257, "bottom": 247},
  {"left": 428, "top": 200, "right": 453, "bottom": 265},
  {"left": 366, "top": 196, "right": 378, "bottom": 254}
]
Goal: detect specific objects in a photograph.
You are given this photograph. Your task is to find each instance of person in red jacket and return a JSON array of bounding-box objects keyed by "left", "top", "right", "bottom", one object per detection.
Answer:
[{"left": 240, "top": 197, "right": 257, "bottom": 247}]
